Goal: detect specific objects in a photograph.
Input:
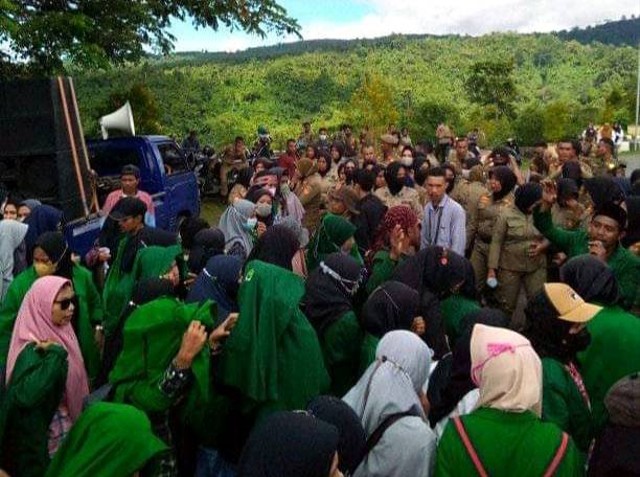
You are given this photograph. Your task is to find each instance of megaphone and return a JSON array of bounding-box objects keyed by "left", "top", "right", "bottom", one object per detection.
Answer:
[{"left": 99, "top": 101, "right": 136, "bottom": 139}]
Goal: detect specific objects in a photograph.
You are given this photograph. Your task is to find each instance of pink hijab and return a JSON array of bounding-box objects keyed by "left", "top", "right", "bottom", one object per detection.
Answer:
[{"left": 6, "top": 275, "right": 89, "bottom": 420}]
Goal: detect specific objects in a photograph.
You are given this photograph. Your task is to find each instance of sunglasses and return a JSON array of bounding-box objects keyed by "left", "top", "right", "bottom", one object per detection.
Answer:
[{"left": 54, "top": 297, "right": 76, "bottom": 310}]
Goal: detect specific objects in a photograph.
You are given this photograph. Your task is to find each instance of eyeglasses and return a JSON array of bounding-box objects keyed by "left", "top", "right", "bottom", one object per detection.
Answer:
[{"left": 54, "top": 297, "right": 76, "bottom": 310}]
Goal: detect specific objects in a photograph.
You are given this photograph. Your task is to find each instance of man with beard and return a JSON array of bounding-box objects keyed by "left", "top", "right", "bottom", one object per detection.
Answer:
[
  {"left": 420, "top": 167, "right": 466, "bottom": 256},
  {"left": 523, "top": 283, "right": 601, "bottom": 454}
]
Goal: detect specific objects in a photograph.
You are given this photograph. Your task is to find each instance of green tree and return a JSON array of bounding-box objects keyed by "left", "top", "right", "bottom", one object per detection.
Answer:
[
  {"left": 1, "top": 0, "right": 300, "bottom": 75},
  {"left": 96, "top": 83, "right": 163, "bottom": 136},
  {"left": 348, "top": 73, "right": 399, "bottom": 136},
  {"left": 465, "top": 60, "right": 516, "bottom": 119}
]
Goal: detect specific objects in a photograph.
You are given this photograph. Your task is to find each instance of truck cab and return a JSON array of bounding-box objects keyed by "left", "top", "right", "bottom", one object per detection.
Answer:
[{"left": 87, "top": 135, "right": 200, "bottom": 232}]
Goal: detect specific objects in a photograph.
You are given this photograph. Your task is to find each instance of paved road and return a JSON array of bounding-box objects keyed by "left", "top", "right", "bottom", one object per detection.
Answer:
[{"left": 623, "top": 153, "right": 640, "bottom": 173}]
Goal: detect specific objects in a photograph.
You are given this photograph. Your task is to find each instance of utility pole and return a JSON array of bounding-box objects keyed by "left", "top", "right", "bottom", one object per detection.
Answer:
[{"left": 635, "top": 40, "right": 640, "bottom": 151}]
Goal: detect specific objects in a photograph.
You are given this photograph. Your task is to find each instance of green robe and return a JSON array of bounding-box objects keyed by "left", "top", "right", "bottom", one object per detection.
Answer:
[
  {"left": 366, "top": 250, "right": 403, "bottom": 294},
  {"left": 219, "top": 260, "right": 330, "bottom": 418},
  {"left": 306, "top": 214, "right": 363, "bottom": 272},
  {"left": 541, "top": 357, "right": 596, "bottom": 454},
  {"left": 102, "top": 242, "right": 181, "bottom": 337},
  {"left": 534, "top": 207, "right": 640, "bottom": 310},
  {"left": 359, "top": 332, "right": 379, "bottom": 374},
  {"left": 435, "top": 407, "right": 584, "bottom": 477},
  {"left": 45, "top": 402, "right": 168, "bottom": 477},
  {"left": 320, "top": 310, "right": 363, "bottom": 396},
  {"left": 577, "top": 305, "right": 640, "bottom": 431},
  {"left": 109, "top": 297, "right": 213, "bottom": 415},
  {"left": 0, "top": 343, "right": 67, "bottom": 477},
  {"left": 0, "top": 265, "right": 103, "bottom": 382},
  {"left": 440, "top": 295, "right": 482, "bottom": 346}
]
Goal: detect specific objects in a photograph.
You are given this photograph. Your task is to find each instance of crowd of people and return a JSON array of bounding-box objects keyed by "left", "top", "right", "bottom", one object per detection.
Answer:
[{"left": 0, "top": 120, "right": 639, "bottom": 477}]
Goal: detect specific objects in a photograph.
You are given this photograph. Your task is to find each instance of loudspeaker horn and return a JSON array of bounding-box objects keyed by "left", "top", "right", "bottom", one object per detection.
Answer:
[{"left": 99, "top": 101, "right": 136, "bottom": 139}]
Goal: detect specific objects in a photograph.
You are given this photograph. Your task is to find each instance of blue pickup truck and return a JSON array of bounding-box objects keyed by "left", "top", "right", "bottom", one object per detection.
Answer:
[{"left": 65, "top": 135, "right": 200, "bottom": 255}]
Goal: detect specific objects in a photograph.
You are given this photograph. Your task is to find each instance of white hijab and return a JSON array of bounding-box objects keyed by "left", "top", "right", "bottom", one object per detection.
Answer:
[
  {"left": 344, "top": 330, "right": 431, "bottom": 434},
  {"left": 0, "top": 220, "right": 28, "bottom": 300}
]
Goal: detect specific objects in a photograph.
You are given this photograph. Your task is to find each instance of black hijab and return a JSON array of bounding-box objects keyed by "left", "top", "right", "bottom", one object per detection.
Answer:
[
  {"left": 238, "top": 411, "right": 339, "bottom": 477},
  {"left": 119, "top": 226, "right": 178, "bottom": 274},
  {"left": 428, "top": 308, "right": 509, "bottom": 427},
  {"left": 489, "top": 166, "right": 517, "bottom": 201},
  {"left": 307, "top": 396, "right": 367, "bottom": 475},
  {"left": 524, "top": 291, "right": 591, "bottom": 363},
  {"left": 622, "top": 196, "right": 640, "bottom": 248},
  {"left": 515, "top": 182, "right": 542, "bottom": 215},
  {"left": 302, "top": 252, "right": 363, "bottom": 334},
  {"left": 246, "top": 224, "right": 299, "bottom": 272},
  {"left": 186, "top": 255, "right": 242, "bottom": 322},
  {"left": 384, "top": 162, "right": 405, "bottom": 196},
  {"left": 561, "top": 161, "right": 583, "bottom": 188},
  {"left": 556, "top": 178, "right": 579, "bottom": 206},
  {"left": 362, "top": 281, "right": 419, "bottom": 338},
  {"left": 560, "top": 255, "right": 620, "bottom": 306},
  {"left": 179, "top": 217, "right": 210, "bottom": 251},
  {"left": 34, "top": 231, "right": 73, "bottom": 280},
  {"left": 24, "top": 204, "right": 64, "bottom": 262},
  {"left": 187, "top": 228, "right": 225, "bottom": 273},
  {"left": 583, "top": 177, "right": 625, "bottom": 209}
]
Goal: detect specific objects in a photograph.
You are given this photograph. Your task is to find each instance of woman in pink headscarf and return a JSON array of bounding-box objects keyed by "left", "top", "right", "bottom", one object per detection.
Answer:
[
  {"left": 435, "top": 324, "right": 584, "bottom": 477},
  {"left": 1, "top": 276, "right": 89, "bottom": 477}
]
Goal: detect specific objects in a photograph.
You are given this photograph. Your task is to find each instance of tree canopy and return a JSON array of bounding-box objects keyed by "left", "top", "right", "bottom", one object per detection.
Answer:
[{"left": 0, "top": 0, "right": 300, "bottom": 76}]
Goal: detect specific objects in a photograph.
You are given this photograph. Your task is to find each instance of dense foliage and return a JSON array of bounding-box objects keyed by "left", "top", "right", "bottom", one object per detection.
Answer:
[
  {"left": 558, "top": 16, "right": 640, "bottom": 47},
  {"left": 0, "top": 0, "right": 300, "bottom": 75},
  {"left": 74, "top": 28, "right": 639, "bottom": 149}
]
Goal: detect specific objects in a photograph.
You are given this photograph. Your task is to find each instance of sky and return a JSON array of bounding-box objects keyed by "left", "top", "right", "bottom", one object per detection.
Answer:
[{"left": 169, "top": 0, "right": 640, "bottom": 53}]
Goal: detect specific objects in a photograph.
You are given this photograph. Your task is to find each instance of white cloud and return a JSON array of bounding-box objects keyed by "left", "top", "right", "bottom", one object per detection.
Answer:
[{"left": 172, "top": 0, "right": 640, "bottom": 52}]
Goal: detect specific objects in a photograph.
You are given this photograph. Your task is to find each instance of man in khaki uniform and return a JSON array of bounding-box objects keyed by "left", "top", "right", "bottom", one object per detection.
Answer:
[
  {"left": 451, "top": 164, "right": 488, "bottom": 254},
  {"left": 469, "top": 166, "right": 517, "bottom": 296},
  {"left": 220, "top": 136, "right": 249, "bottom": 197},
  {"left": 380, "top": 134, "right": 399, "bottom": 165},
  {"left": 447, "top": 137, "right": 477, "bottom": 173},
  {"left": 488, "top": 183, "right": 548, "bottom": 317}
]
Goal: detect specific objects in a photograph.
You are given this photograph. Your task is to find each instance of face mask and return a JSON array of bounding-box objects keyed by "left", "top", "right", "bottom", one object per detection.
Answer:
[
  {"left": 400, "top": 156, "right": 413, "bottom": 167},
  {"left": 244, "top": 217, "right": 258, "bottom": 230},
  {"left": 34, "top": 261, "right": 57, "bottom": 277},
  {"left": 280, "top": 184, "right": 291, "bottom": 196},
  {"left": 319, "top": 134, "right": 327, "bottom": 141},
  {"left": 266, "top": 186, "right": 277, "bottom": 197},
  {"left": 255, "top": 203, "right": 272, "bottom": 218},
  {"left": 564, "top": 328, "right": 591, "bottom": 354},
  {"left": 461, "top": 169, "right": 471, "bottom": 179},
  {"left": 486, "top": 277, "right": 498, "bottom": 289}
]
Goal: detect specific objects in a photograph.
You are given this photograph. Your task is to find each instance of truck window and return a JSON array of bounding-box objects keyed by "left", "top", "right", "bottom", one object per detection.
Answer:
[
  {"left": 90, "top": 146, "right": 140, "bottom": 177},
  {"left": 157, "top": 143, "right": 188, "bottom": 174}
]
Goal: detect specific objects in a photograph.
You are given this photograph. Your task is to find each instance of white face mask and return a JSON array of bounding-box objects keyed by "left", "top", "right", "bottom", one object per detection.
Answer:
[
  {"left": 245, "top": 217, "right": 258, "bottom": 230},
  {"left": 319, "top": 134, "right": 328, "bottom": 141},
  {"left": 400, "top": 156, "right": 414, "bottom": 167},
  {"left": 266, "top": 186, "right": 277, "bottom": 197},
  {"left": 255, "top": 203, "right": 272, "bottom": 218},
  {"left": 461, "top": 169, "right": 471, "bottom": 179}
]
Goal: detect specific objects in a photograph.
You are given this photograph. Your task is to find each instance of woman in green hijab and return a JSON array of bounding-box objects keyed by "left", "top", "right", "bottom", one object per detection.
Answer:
[
  {"left": 45, "top": 402, "right": 168, "bottom": 477},
  {"left": 215, "top": 260, "right": 330, "bottom": 463},
  {"left": 102, "top": 244, "right": 182, "bottom": 338},
  {"left": 109, "top": 295, "right": 236, "bottom": 477},
  {"left": 306, "top": 214, "right": 363, "bottom": 272}
]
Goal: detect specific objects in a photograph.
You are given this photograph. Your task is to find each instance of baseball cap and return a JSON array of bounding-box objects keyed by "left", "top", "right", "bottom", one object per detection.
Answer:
[
  {"left": 543, "top": 283, "right": 602, "bottom": 323},
  {"left": 109, "top": 197, "right": 147, "bottom": 221},
  {"left": 380, "top": 134, "right": 399, "bottom": 145}
]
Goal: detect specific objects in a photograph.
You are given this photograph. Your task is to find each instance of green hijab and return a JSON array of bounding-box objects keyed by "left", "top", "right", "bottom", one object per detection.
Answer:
[
  {"left": 109, "top": 297, "right": 214, "bottom": 413},
  {"left": 307, "top": 214, "right": 362, "bottom": 271},
  {"left": 218, "top": 260, "right": 329, "bottom": 417},
  {"left": 102, "top": 243, "right": 181, "bottom": 336},
  {"left": 45, "top": 402, "right": 168, "bottom": 477}
]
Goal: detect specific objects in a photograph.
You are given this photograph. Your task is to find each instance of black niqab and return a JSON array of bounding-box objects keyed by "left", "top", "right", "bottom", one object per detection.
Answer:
[
  {"left": 187, "top": 228, "right": 225, "bottom": 273},
  {"left": 35, "top": 231, "right": 73, "bottom": 280},
  {"left": 384, "top": 162, "right": 405, "bottom": 196},
  {"left": 514, "top": 182, "right": 542, "bottom": 215},
  {"left": 302, "top": 252, "right": 363, "bottom": 334},
  {"left": 489, "top": 166, "right": 517, "bottom": 201}
]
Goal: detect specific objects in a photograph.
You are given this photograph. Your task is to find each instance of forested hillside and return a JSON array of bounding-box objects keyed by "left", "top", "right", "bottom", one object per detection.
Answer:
[{"left": 74, "top": 28, "right": 639, "bottom": 149}]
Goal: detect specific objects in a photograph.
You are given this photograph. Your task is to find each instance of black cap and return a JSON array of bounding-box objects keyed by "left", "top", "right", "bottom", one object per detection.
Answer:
[
  {"left": 594, "top": 202, "right": 627, "bottom": 230},
  {"left": 121, "top": 164, "right": 141, "bottom": 178},
  {"left": 109, "top": 197, "right": 147, "bottom": 221}
]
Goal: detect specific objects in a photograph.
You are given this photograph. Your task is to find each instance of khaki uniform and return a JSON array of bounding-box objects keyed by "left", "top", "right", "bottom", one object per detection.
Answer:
[
  {"left": 469, "top": 192, "right": 513, "bottom": 294},
  {"left": 450, "top": 178, "right": 488, "bottom": 252},
  {"left": 294, "top": 172, "right": 323, "bottom": 233},
  {"left": 220, "top": 148, "right": 249, "bottom": 196},
  {"left": 374, "top": 186, "right": 423, "bottom": 220},
  {"left": 446, "top": 150, "right": 477, "bottom": 174},
  {"left": 488, "top": 207, "right": 547, "bottom": 316},
  {"left": 551, "top": 203, "right": 588, "bottom": 231}
]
